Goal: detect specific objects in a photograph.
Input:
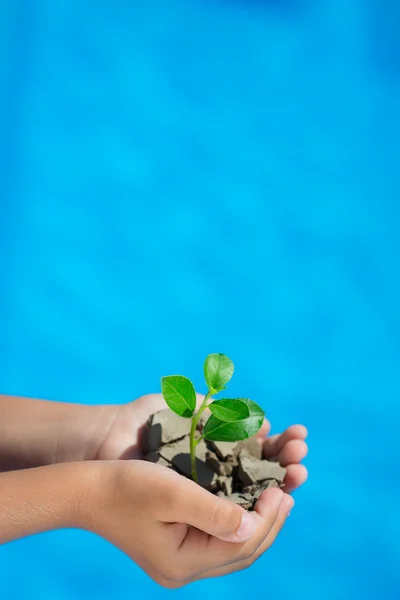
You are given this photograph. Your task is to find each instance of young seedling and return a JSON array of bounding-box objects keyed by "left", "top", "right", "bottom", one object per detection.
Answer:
[{"left": 161, "top": 353, "right": 265, "bottom": 483}]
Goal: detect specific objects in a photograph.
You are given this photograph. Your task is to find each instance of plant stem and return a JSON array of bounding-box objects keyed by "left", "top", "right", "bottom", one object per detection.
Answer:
[{"left": 189, "top": 391, "right": 212, "bottom": 483}]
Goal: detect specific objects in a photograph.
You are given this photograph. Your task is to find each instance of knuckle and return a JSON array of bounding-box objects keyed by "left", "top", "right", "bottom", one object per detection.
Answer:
[
  {"left": 160, "top": 562, "right": 191, "bottom": 585},
  {"left": 232, "top": 552, "right": 257, "bottom": 573},
  {"left": 153, "top": 476, "right": 184, "bottom": 520},
  {"left": 243, "top": 554, "right": 257, "bottom": 569},
  {"left": 137, "top": 393, "right": 155, "bottom": 404},
  {"left": 157, "top": 575, "right": 185, "bottom": 589},
  {"left": 238, "top": 545, "right": 255, "bottom": 562},
  {"left": 156, "top": 489, "right": 178, "bottom": 518},
  {"left": 211, "top": 498, "right": 240, "bottom": 536},
  {"left": 248, "top": 543, "right": 270, "bottom": 567}
]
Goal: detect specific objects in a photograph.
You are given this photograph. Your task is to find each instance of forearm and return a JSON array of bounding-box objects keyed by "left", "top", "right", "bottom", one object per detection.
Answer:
[
  {"left": 0, "top": 462, "right": 90, "bottom": 545},
  {"left": 0, "top": 395, "right": 115, "bottom": 471}
]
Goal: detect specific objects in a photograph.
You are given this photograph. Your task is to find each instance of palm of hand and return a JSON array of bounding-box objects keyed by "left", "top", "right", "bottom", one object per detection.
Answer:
[{"left": 98, "top": 394, "right": 308, "bottom": 494}]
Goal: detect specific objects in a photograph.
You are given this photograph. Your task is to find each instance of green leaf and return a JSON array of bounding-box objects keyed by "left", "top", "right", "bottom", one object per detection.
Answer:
[
  {"left": 204, "top": 353, "right": 234, "bottom": 393},
  {"left": 237, "top": 398, "right": 265, "bottom": 418},
  {"left": 161, "top": 375, "right": 196, "bottom": 418},
  {"left": 209, "top": 399, "right": 250, "bottom": 422},
  {"left": 202, "top": 398, "right": 265, "bottom": 442}
]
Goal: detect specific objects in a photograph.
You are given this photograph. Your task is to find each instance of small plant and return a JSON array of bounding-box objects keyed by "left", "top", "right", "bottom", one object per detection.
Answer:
[{"left": 161, "top": 353, "right": 265, "bottom": 483}]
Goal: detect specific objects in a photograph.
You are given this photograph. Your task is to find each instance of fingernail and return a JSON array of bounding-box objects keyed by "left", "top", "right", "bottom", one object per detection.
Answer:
[{"left": 236, "top": 512, "right": 256, "bottom": 541}]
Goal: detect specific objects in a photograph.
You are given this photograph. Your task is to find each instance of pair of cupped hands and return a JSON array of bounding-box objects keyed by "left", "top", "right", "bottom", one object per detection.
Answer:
[{"left": 82, "top": 393, "right": 308, "bottom": 587}]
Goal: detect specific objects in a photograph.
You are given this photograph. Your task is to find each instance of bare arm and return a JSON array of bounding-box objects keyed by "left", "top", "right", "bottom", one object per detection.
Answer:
[
  {"left": 0, "top": 395, "right": 115, "bottom": 471},
  {"left": 0, "top": 458, "right": 292, "bottom": 587},
  {"left": 0, "top": 462, "right": 87, "bottom": 545}
]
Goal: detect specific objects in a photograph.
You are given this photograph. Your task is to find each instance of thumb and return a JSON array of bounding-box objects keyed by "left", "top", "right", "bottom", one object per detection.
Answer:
[{"left": 174, "top": 479, "right": 256, "bottom": 543}]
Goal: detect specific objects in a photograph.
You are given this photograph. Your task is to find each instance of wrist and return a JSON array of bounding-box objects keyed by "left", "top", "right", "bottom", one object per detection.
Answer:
[
  {"left": 0, "top": 396, "right": 121, "bottom": 470},
  {"left": 68, "top": 460, "right": 108, "bottom": 530},
  {"left": 0, "top": 462, "right": 99, "bottom": 544},
  {"left": 72, "top": 460, "right": 122, "bottom": 536}
]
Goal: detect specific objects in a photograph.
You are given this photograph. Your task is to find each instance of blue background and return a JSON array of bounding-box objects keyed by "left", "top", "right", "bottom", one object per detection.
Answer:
[{"left": 1, "top": 0, "right": 399, "bottom": 598}]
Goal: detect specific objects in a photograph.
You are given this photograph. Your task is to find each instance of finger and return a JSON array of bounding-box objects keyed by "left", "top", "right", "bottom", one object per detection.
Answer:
[
  {"left": 196, "top": 492, "right": 293, "bottom": 580},
  {"left": 176, "top": 486, "right": 284, "bottom": 576},
  {"left": 235, "top": 489, "right": 292, "bottom": 557},
  {"left": 282, "top": 463, "right": 308, "bottom": 494},
  {"left": 262, "top": 425, "right": 308, "bottom": 459},
  {"left": 256, "top": 418, "right": 271, "bottom": 439},
  {"left": 240, "top": 493, "right": 293, "bottom": 566},
  {"left": 278, "top": 439, "right": 308, "bottom": 467},
  {"left": 165, "top": 475, "right": 256, "bottom": 543},
  {"left": 203, "top": 487, "right": 284, "bottom": 566}
]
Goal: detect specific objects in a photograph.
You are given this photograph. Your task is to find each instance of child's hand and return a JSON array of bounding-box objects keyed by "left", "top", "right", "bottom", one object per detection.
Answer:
[
  {"left": 97, "top": 394, "right": 308, "bottom": 494},
  {"left": 83, "top": 459, "right": 293, "bottom": 587},
  {"left": 0, "top": 392, "right": 300, "bottom": 586},
  {"left": 0, "top": 393, "right": 307, "bottom": 491}
]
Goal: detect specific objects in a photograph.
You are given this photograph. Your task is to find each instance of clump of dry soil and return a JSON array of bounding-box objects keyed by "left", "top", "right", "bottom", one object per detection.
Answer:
[{"left": 143, "top": 409, "right": 286, "bottom": 510}]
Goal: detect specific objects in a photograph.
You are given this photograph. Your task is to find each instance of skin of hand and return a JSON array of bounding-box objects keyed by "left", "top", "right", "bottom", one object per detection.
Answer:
[
  {"left": 82, "top": 459, "right": 294, "bottom": 587},
  {"left": 0, "top": 393, "right": 305, "bottom": 586},
  {"left": 96, "top": 394, "right": 309, "bottom": 494},
  {"left": 0, "top": 394, "right": 308, "bottom": 494},
  {"left": 0, "top": 458, "right": 293, "bottom": 587}
]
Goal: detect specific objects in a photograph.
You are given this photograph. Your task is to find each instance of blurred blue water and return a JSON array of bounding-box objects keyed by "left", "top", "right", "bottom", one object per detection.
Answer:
[{"left": 1, "top": 0, "right": 399, "bottom": 598}]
